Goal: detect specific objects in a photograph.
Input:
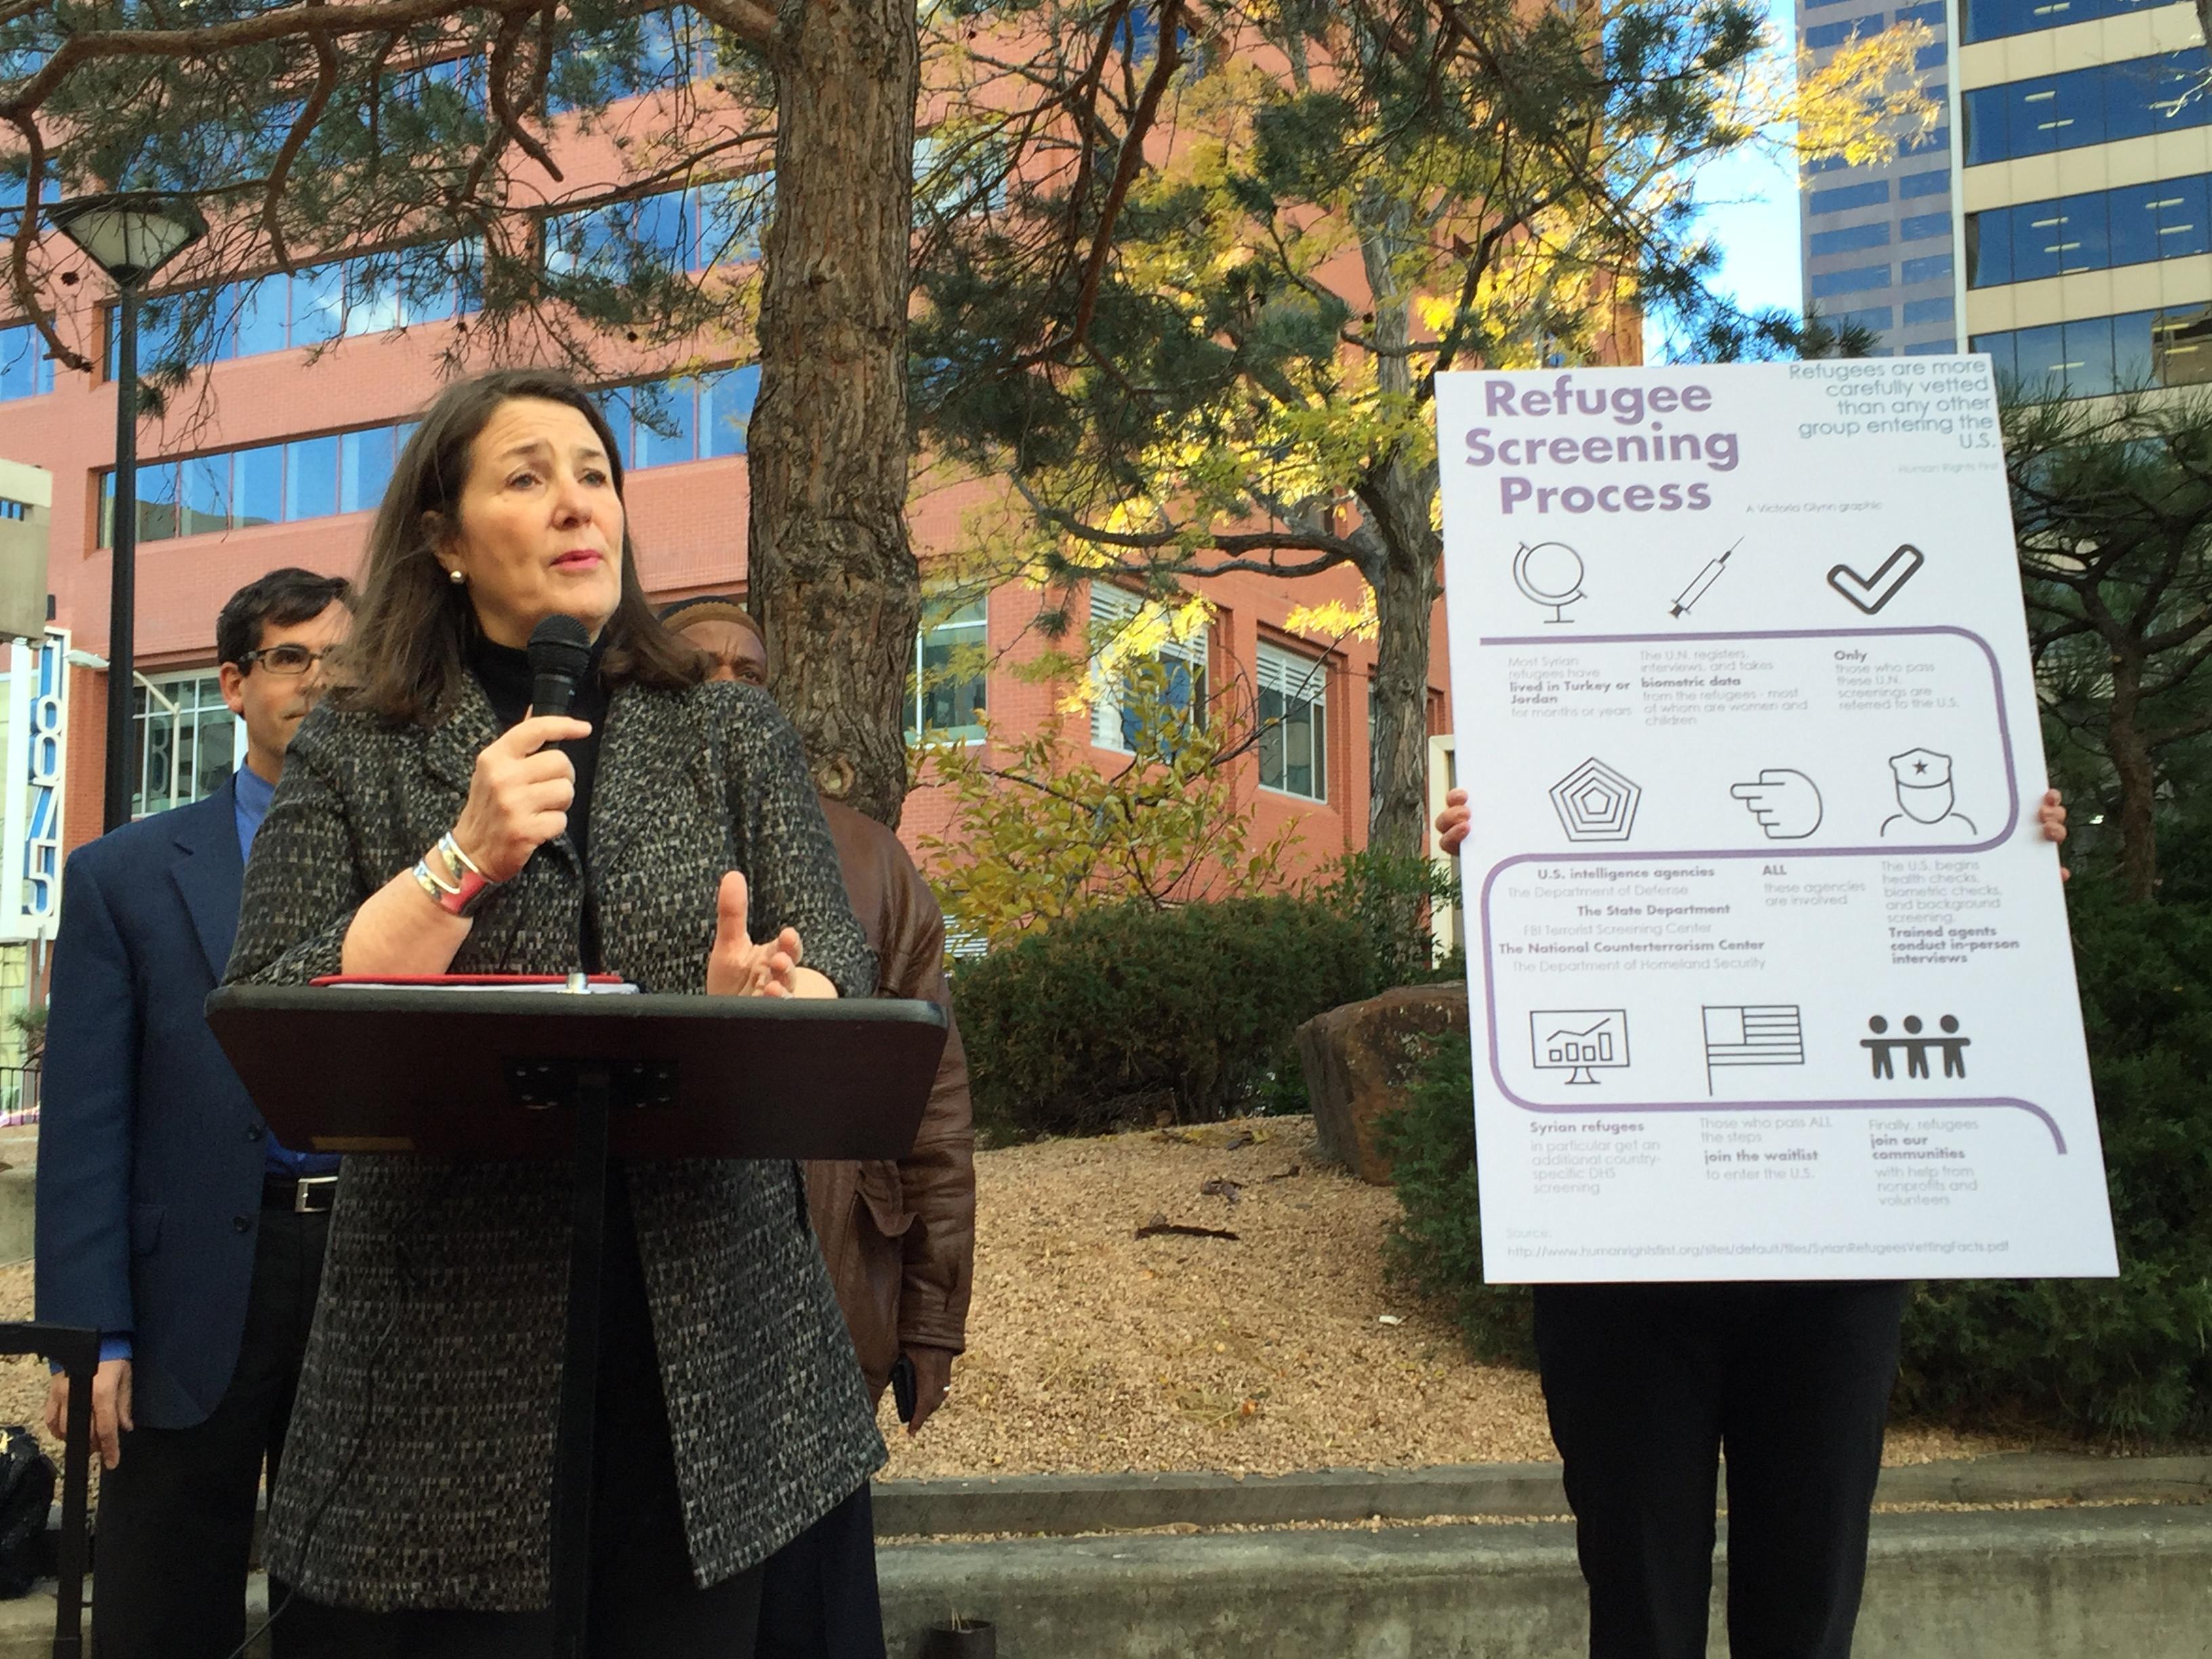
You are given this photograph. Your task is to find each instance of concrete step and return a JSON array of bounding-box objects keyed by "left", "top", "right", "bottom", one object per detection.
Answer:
[{"left": 0, "top": 1502, "right": 2201, "bottom": 1658}]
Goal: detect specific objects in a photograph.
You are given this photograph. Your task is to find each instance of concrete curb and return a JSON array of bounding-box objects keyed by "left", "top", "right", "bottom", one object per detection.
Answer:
[
  {"left": 0, "top": 1496, "right": 2203, "bottom": 1656},
  {"left": 874, "top": 1504, "right": 2212, "bottom": 1659},
  {"left": 873, "top": 1452, "right": 2212, "bottom": 1538}
]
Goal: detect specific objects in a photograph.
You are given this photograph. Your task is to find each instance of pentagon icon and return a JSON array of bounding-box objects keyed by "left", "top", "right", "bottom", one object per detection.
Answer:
[{"left": 1549, "top": 757, "right": 1641, "bottom": 842}]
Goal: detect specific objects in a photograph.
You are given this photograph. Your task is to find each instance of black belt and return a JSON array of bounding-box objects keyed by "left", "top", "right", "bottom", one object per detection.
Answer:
[{"left": 262, "top": 1173, "right": 339, "bottom": 1214}]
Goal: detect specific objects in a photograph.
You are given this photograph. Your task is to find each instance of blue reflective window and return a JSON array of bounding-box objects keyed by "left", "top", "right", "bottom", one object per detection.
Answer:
[
  {"left": 234, "top": 445, "right": 283, "bottom": 529},
  {"left": 1971, "top": 331, "right": 2015, "bottom": 382},
  {"left": 1810, "top": 263, "right": 1892, "bottom": 297},
  {"left": 1894, "top": 3, "right": 1946, "bottom": 23},
  {"left": 135, "top": 462, "right": 180, "bottom": 543},
  {"left": 285, "top": 435, "right": 338, "bottom": 520},
  {"left": 1901, "top": 253, "right": 1954, "bottom": 285},
  {"left": 1903, "top": 296, "right": 1955, "bottom": 328},
  {"left": 1811, "top": 222, "right": 1891, "bottom": 255},
  {"left": 1899, "top": 211, "right": 1949, "bottom": 243},
  {"left": 0, "top": 323, "right": 53, "bottom": 401},
  {"left": 705, "top": 365, "right": 759, "bottom": 457},
  {"left": 1965, "top": 0, "right": 2163, "bottom": 45},
  {"left": 231, "top": 274, "right": 289, "bottom": 358},
  {"left": 2114, "top": 310, "right": 2157, "bottom": 388},
  {"left": 1809, "top": 180, "right": 1889, "bottom": 214},
  {"left": 1804, "top": 20, "right": 1868, "bottom": 48},
  {"left": 1967, "top": 211, "right": 2009, "bottom": 286},
  {"left": 1900, "top": 169, "right": 1949, "bottom": 201},
  {"left": 180, "top": 455, "right": 230, "bottom": 536},
  {"left": 340, "top": 427, "right": 396, "bottom": 514},
  {"left": 1967, "top": 54, "right": 2212, "bottom": 165},
  {"left": 289, "top": 263, "right": 345, "bottom": 348},
  {"left": 630, "top": 384, "right": 698, "bottom": 468},
  {"left": 2013, "top": 323, "right": 2067, "bottom": 389},
  {"left": 1834, "top": 305, "right": 1895, "bottom": 333}
]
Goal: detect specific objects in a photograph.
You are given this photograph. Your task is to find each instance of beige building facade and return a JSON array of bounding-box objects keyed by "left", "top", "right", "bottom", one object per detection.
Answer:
[{"left": 1958, "top": 0, "right": 2212, "bottom": 394}]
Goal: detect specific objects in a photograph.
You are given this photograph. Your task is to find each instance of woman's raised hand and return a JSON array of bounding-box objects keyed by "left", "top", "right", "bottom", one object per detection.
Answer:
[
  {"left": 707, "top": 871, "right": 807, "bottom": 998},
  {"left": 451, "top": 716, "right": 592, "bottom": 882}
]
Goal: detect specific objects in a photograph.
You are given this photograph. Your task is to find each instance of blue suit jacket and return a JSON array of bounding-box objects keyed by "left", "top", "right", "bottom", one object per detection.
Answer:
[{"left": 34, "top": 777, "right": 271, "bottom": 1429}]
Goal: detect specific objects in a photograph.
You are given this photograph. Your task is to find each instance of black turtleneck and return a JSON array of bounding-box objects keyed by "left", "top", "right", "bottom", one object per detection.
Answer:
[{"left": 466, "top": 632, "right": 611, "bottom": 876}]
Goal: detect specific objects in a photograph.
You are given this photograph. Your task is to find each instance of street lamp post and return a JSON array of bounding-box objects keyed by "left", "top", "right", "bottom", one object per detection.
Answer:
[{"left": 48, "top": 191, "right": 207, "bottom": 832}]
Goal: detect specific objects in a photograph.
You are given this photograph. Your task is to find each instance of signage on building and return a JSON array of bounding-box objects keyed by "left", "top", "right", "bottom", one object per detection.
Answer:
[
  {"left": 0, "top": 626, "right": 67, "bottom": 942},
  {"left": 1437, "top": 359, "right": 2116, "bottom": 1282}
]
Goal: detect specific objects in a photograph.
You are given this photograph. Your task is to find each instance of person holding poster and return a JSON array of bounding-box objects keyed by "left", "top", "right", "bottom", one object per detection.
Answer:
[
  {"left": 1435, "top": 784, "right": 2067, "bottom": 1659},
  {"left": 1430, "top": 355, "right": 2114, "bottom": 1659}
]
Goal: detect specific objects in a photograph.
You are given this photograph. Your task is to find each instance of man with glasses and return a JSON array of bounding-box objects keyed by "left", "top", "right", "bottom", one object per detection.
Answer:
[{"left": 37, "top": 567, "right": 351, "bottom": 1658}]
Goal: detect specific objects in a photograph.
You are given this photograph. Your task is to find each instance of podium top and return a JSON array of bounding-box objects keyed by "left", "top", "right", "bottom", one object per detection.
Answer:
[{"left": 205, "top": 985, "right": 948, "bottom": 1161}]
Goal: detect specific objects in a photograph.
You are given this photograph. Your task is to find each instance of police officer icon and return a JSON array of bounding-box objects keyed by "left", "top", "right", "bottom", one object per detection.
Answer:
[{"left": 1880, "top": 746, "right": 1978, "bottom": 840}]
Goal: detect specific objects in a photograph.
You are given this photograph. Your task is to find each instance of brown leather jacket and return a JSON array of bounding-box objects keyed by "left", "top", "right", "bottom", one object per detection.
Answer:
[{"left": 813, "top": 799, "right": 976, "bottom": 1397}]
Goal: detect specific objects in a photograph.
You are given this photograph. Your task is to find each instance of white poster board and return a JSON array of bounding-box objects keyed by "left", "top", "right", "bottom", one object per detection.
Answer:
[{"left": 1436, "top": 359, "right": 2117, "bottom": 1283}]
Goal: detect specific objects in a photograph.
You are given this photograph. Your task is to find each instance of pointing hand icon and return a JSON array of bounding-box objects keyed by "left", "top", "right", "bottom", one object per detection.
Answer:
[{"left": 1730, "top": 769, "right": 1824, "bottom": 840}]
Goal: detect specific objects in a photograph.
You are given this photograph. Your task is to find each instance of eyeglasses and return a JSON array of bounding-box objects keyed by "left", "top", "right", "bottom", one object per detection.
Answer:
[{"left": 237, "top": 644, "right": 335, "bottom": 677}]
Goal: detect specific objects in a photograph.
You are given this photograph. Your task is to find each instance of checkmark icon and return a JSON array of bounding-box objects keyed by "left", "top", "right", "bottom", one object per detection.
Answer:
[{"left": 1827, "top": 544, "right": 1925, "bottom": 615}]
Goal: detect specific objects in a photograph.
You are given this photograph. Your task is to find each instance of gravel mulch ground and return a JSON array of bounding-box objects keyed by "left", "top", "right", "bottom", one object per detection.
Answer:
[
  {"left": 873, "top": 1115, "right": 2034, "bottom": 1479},
  {"left": 0, "top": 1116, "right": 2036, "bottom": 1491}
]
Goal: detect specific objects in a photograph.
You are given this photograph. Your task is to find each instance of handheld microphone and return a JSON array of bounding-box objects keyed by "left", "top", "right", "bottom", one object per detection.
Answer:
[{"left": 527, "top": 615, "right": 592, "bottom": 718}]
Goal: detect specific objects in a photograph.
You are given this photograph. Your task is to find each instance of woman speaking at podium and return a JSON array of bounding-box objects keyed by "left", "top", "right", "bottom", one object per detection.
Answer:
[{"left": 226, "top": 369, "right": 884, "bottom": 1656}]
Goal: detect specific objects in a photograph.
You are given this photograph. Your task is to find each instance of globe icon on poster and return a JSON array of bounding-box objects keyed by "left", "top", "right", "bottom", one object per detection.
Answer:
[{"left": 1513, "top": 541, "right": 1586, "bottom": 623}]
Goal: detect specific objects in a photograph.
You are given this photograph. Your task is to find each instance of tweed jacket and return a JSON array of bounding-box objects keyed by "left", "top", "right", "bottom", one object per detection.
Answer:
[{"left": 224, "top": 672, "right": 886, "bottom": 1612}]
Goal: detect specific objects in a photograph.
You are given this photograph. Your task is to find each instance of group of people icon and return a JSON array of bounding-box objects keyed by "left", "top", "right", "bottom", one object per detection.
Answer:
[{"left": 1861, "top": 1014, "right": 1970, "bottom": 1080}]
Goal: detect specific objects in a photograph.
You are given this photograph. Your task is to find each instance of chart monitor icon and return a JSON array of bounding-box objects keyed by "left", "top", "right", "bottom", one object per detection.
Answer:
[{"left": 1530, "top": 1009, "right": 1631, "bottom": 1086}]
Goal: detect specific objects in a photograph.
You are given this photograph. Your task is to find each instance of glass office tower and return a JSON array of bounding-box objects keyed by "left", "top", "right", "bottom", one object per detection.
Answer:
[
  {"left": 1959, "top": 0, "right": 2212, "bottom": 396},
  {"left": 1796, "top": 0, "right": 1957, "bottom": 355}
]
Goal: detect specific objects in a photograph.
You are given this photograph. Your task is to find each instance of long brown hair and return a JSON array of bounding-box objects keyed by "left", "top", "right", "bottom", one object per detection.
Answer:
[{"left": 331, "top": 367, "right": 704, "bottom": 724}]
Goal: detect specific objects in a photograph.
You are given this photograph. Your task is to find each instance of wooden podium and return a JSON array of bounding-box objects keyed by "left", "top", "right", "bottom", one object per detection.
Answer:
[{"left": 205, "top": 985, "right": 948, "bottom": 1658}]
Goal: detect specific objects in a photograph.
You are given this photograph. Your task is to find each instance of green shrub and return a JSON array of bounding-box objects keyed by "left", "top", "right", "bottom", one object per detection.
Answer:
[
  {"left": 953, "top": 897, "right": 1376, "bottom": 1141},
  {"left": 1373, "top": 1033, "right": 1535, "bottom": 1366},
  {"left": 1896, "top": 883, "right": 2212, "bottom": 1443}
]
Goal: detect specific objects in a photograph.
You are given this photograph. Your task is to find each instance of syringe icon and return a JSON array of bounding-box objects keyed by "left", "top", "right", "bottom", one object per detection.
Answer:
[{"left": 1669, "top": 538, "right": 1742, "bottom": 618}]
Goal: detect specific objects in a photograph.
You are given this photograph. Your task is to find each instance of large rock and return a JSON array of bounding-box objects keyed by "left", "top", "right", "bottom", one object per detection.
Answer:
[{"left": 1295, "top": 982, "right": 1469, "bottom": 1185}]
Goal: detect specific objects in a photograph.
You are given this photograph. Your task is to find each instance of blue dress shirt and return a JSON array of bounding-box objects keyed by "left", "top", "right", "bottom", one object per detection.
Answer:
[{"left": 236, "top": 766, "right": 342, "bottom": 1180}]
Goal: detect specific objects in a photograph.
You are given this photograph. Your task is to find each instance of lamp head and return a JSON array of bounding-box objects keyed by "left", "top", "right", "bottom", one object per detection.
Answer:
[{"left": 49, "top": 191, "right": 208, "bottom": 287}]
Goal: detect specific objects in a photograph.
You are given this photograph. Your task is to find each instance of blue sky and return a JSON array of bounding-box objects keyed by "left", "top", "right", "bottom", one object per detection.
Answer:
[{"left": 1685, "top": 0, "right": 1804, "bottom": 321}]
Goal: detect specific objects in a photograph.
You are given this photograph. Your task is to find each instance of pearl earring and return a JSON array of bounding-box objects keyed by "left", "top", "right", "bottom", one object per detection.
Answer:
[{"left": 447, "top": 567, "right": 466, "bottom": 586}]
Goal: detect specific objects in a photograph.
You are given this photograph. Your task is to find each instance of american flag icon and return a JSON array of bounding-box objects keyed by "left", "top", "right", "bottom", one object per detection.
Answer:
[{"left": 1702, "top": 1005, "right": 1805, "bottom": 1094}]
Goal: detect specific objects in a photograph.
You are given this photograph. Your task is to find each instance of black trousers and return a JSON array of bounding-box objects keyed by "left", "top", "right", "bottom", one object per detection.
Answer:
[
  {"left": 280, "top": 1174, "right": 769, "bottom": 1659},
  {"left": 1533, "top": 1281, "right": 1910, "bottom": 1659},
  {"left": 755, "top": 1482, "right": 885, "bottom": 1659},
  {"left": 91, "top": 1204, "right": 329, "bottom": 1659}
]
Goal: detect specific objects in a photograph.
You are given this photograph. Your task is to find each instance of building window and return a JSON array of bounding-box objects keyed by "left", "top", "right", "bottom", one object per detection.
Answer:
[
  {"left": 131, "top": 672, "right": 238, "bottom": 820},
  {"left": 1902, "top": 296, "right": 1955, "bottom": 327},
  {"left": 110, "top": 241, "right": 479, "bottom": 376},
  {"left": 1963, "top": 0, "right": 2164, "bottom": 47},
  {"left": 0, "top": 323, "right": 55, "bottom": 401},
  {"left": 1088, "top": 584, "right": 1208, "bottom": 756},
  {"left": 98, "top": 420, "right": 417, "bottom": 546},
  {"left": 1962, "top": 54, "right": 2209, "bottom": 168},
  {"left": 1899, "top": 211, "right": 1950, "bottom": 243},
  {"left": 1900, "top": 252, "right": 1954, "bottom": 285},
  {"left": 1899, "top": 169, "right": 1949, "bottom": 201},
  {"left": 600, "top": 366, "right": 759, "bottom": 468},
  {"left": 1808, "top": 180, "right": 1890, "bottom": 215},
  {"left": 907, "top": 590, "right": 987, "bottom": 741},
  {"left": 545, "top": 180, "right": 767, "bottom": 278},
  {"left": 1967, "top": 173, "right": 2211, "bottom": 288},
  {"left": 1810, "top": 222, "right": 1891, "bottom": 256},
  {"left": 1256, "top": 641, "right": 1326, "bottom": 802},
  {"left": 1833, "top": 305, "right": 1896, "bottom": 333},
  {"left": 1810, "top": 263, "right": 1892, "bottom": 298},
  {"left": 1973, "top": 304, "right": 2212, "bottom": 398}
]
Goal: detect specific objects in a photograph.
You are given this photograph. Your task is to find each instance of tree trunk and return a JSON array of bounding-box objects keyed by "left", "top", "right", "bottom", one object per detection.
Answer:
[
  {"left": 749, "top": 1, "right": 921, "bottom": 827},
  {"left": 1362, "top": 464, "right": 1441, "bottom": 869},
  {"left": 2106, "top": 653, "right": 2159, "bottom": 903},
  {"left": 1352, "top": 200, "right": 1441, "bottom": 872}
]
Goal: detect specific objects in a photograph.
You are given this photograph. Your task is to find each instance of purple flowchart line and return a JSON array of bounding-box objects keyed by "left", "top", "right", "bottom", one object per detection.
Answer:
[{"left": 1471, "top": 624, "right": 2065, "bottom": 1152}]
